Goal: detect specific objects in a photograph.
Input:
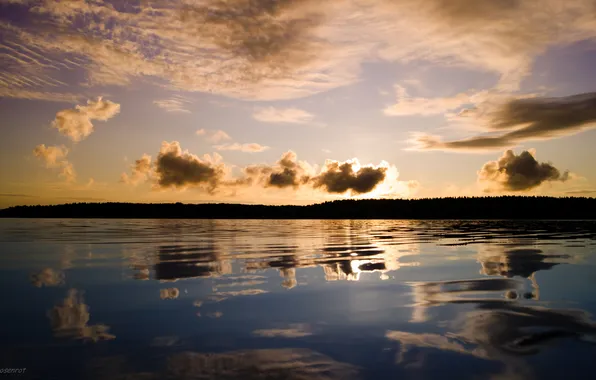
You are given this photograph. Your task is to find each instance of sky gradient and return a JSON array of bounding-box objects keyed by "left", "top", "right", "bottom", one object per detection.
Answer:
[{"left": 1, "top": 0, "right": 596, "bottom": 207}]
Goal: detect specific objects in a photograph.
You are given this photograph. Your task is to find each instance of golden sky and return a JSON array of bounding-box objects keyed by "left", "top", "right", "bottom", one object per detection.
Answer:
[{"left": 1, "top": 0, "right": 596, "bottom": 207}]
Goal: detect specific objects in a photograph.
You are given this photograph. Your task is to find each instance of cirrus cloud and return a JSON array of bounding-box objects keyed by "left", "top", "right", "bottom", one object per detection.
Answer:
[
  {"left": 3, "top": 0, "right": 596, "bottom": 101},
  {"left": 253, "top": 107, "right": 315, "bottom": 124},
  {"left": 385, "top": 85, "right": 487, "bottom": 116},
  {"left": 153, "top": 96, "right": 191, "bottom": 113},
  {"left": 213, "top": 143, "right": 270, "bottom": 153}
]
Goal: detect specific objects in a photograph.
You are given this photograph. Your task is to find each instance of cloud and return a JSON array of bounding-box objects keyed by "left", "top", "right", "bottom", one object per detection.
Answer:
[
  {"left": 196, "top": 129, "right": 232, "bottom": 143},
  {"left": 478, "top": 150, "right": 569, "bottom": 192},
  {"left": 388, "top": 278, "right": 596, "bottom": 378},
  {"left": 153, "top": 96, "right": 191, "bottom": 113},
  {"left": 213, "top": 280, "right": 267, "bottom": 290},
  {"left": 253, "top": 107, "right": 315, "bottom": 124},
  {"left": 209, "top": 288, "right": 269, "bottom": 302},
  {"left": 0, "top": 88, "right": 81, "bottom": 103},
  {"left": 253, "top": 324, "right": 312, "bottom": 338},
  {"left": 157, "top": 349, "right": 358, "bottom": 380},
  {"left": 312, "top": 159, "right": 387, "bottom": 194},
  {"left": 159, "top": 287, "right": 179, "bottom": 300},
  {"left": 33, "top": 144, "right": 68, "bottom": 166},
  {"left": 30, "top": 268, "right": 65, "bottom": 287},
  {"left": 212, "top": 289, "right": 269, "bottom": 298},
  {"left": 125, "top": 144, "right": 418, "bottom": 198},
  {"left": 243, "top": 151, "right": 314, "bottom": 189},
  {"left": 373, "top": 0, "right": 596, "bottom": 90},
  {"left": 154, "top": 141, "right": 226, "bottom": 192},
  {"left": 33, "top": 144, "right": 76, "bottom": 182},
  {"left": 4, "top": 0, "right": 596, "bottom": 102},
  {"left": 565, "top": 189, "right": 596, "bottom": 195},
  {"left": 238, "top": 152, "right": 417, "bottom": 198},
  {"left": 410, "top": 92, "right": 596, "bottom": 152},
  {"left": 59, "top": 162, "right": 76, "bottom": 183},
  {"left": 0, "top": 193, "right": 38, "bottom": 198},
  {"left": 213, "top": 143, "right": 270, "bottom": 153},
  {"left": 47, "top": 289, "right": 116, "bottom": 342},
  {"left": 120, "top": 154, "right": 152, "bottom": 185},
  {"left": 384, "top": 85, "right": 486, "bottom": 116},
  {"left": 51, "top": 97, "right": 121, "bottom": 142},
  {"left": 3, "top": 0, "right": 352, "bottom": 100}
]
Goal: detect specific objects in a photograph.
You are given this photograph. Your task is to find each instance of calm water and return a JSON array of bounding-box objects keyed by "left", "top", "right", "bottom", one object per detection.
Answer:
[{"left": 1, "top": 219, "right": 596, "bottom": 379}]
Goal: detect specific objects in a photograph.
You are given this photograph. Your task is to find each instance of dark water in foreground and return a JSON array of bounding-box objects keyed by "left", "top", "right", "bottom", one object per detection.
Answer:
[{"left": 1, "top": 219, "right": 596, "bottom": 380}]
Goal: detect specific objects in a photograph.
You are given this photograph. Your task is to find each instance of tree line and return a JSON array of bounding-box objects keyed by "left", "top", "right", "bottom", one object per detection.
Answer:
[{"left": 1, "top": 196, "right": 596, "bottom": 219}]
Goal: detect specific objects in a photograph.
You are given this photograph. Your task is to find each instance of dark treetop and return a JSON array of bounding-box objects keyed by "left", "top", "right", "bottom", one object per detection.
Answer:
[{"left": 1, "top": 196, "right": 596, "bottom": 219}]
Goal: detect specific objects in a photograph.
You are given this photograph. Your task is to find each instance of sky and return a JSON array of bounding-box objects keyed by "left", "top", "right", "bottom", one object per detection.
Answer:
[{"left": 1, "top": 0, "right": 596, "bottom": 207}]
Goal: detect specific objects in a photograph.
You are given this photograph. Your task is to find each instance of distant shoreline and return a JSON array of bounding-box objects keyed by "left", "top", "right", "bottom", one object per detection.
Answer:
[{"left": 1, "top": 196, "right": 596, "bottom": 220}]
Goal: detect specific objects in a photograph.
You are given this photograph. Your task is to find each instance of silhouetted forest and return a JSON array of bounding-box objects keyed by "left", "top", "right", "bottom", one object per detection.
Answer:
[{"left": 1, "top": 196, "right": 596, "bottom": 219}]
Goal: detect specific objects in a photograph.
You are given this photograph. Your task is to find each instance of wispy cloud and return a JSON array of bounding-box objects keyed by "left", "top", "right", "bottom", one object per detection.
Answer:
[
  {"left": 565, "top": 190, "right": 596, "bottom": 195},
  {"left": 196, "top": 129, "right": 232, "bottom": 143},
  {"left": 253, "top": 107, "right": 315, "bottom": 124},
  {"left": 0, "top": 193, "right": 38, "bottom": 198},
  {"left": 120, "top": 154, "right": 152, "bottom": 185},
  {"left": 0, "top": 88, "right": 81, "bottom": 103},
  {"left": 197, "top": 130, "right": 269, "bottom": 153},
  {"left": 253, "top": 324, "right": 312, "bottom": 338},
  {"left": 214, "top": 143, "right": 270, "bottom": 153},
  {"left": 3, "top": 0, "right": 596, "bottom": 102},
  {"left": 384, "top": 85, "right": 486, "bottom": 116},
  {"left": 33, "top": 144, "right": 76, "bottom": 182},
  {"left": 153, "top": 96, "right": 192, "bottom": 113}
]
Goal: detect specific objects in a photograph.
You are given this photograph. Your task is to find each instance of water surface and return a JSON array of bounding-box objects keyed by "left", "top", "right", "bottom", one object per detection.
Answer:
[{"left": 1, "top": 219, "right": 596, "bottom": 379}]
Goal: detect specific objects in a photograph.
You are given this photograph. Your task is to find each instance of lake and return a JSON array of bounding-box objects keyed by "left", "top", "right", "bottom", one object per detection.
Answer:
[{"left": 1, "top": 219, "right": 596, "bottom": 379}]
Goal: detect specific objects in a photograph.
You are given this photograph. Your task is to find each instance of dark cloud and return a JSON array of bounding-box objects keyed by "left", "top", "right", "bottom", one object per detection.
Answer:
[
  {"left": 479, "top": 248, "right": 565, "bottom": 279},
  {"left": 478, "top": 150, "right": 569, "bottom": 192},
  {"left": 390, "top": 279, "right": 596, "bottom": 376},
  {"left": 412, "top": 92, "right": 596, "bottom": 151},
  {"left": 241, "top": 153, "right": 393, "bottom": 195},
  {"left": 127, "top": 145, "right": 411, "bottom": 198},
  {"left": 243, "top": 151, "right": 312, "bottom": 189},
  {"left": 312, "top": 160, "right": 387, "bottom": 194},
  {"left": 154, "top": 141, "right": 226, "bottom": 192},
  {"left": 491, "top": 92, "right": 596, "bottom": 133}
]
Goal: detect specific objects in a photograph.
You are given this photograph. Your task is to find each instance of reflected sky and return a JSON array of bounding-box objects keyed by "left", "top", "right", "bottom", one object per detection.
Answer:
[{"left": 1, "top": 219, "right": 596, "bottom": 379}]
